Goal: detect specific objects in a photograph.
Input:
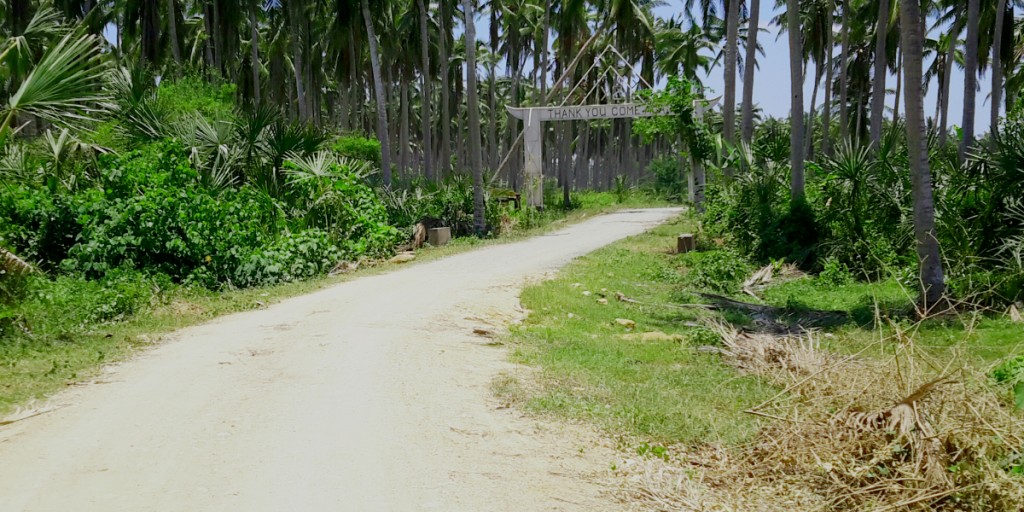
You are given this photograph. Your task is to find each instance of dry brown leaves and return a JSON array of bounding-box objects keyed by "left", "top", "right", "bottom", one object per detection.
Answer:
[{"left": 616, "top": 320, "right": 1024, "bottom": 511}]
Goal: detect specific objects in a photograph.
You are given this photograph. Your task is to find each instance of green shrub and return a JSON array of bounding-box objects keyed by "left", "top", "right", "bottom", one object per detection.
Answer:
[
  {"left": 154, "top": 75, "right": 236, "bottom": 120},
  {"left": 234, "top": 229, "right": 342, "bottom": 287},
  {"left": 331, "top": 135, "right": 383, "bottom": 168},
  {"left": 0, "top": 186, "right": 82, "bottom": 269},
  {"left": 647, "top": 156, "right": 684, "bottom": 201},
  {"left": 63, "top": 144, "right": 280, "bottom": 287},
  {"left": 284, "top": 153, "right": 400, "bottom": 257},
  {"left": 678, "top": 249, "right": 753, "bottom": 294},
  {"left": 818, "top": 257, "right": 854, "bottom": 287}
]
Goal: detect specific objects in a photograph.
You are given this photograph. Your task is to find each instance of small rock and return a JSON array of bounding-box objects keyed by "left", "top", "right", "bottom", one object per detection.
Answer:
[
  {"left": 614, "top": 318, "right": 636, "bottom": 329},
  {"left": 1010, "top": 304, "right": 1022, "bottom": 323},
  {"left": 582, "top": 291, "right": 591, "bottom": 296},
  {"left": 473, "top": 328, "right": 495, "bottom": 337},
  {"left": 571, "top": 283, "right": 583, "bottom": 288},
  {"left": 597, "top": 298, "right": 608, "bottom": 305},
  {"left": 389, "top": 252, "right": 416, "bottom": 264},
  {"left": 567, "top": 313, "right": 575, "bottom": 319}
]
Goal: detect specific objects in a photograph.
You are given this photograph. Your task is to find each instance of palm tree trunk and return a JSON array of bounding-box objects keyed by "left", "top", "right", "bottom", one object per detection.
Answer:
[
  {"left": 960, "top": 0, "right": 980, "bottom": 161},
  {"left": 992, "top": 0, "right": 1007, "bottom": 134},
  {"left": 891, "top": 48, "right": 901, "bottom": 124},
  {"left": 250, "top": 2, "right": 261, "bottom": 105},
  {"left": 787, "top": 0, "right": 804, "bottom": 199},
  {"left": 439, "top": 4, "right": 452, "bottom": 176},
  {"left": 899, "top": 0, "right": 945, "bottom": 308},
  {"left": 938, "top": 19, "right": 961, "bottom": 146},
  {"left": 362, "top": 0, "right": 393, "bottom": 186},
  {"left": 415, "top": 0, "right": 434, "bottom": 181},
  {"left": 463, "top": 0, "right": 485, "bottom": 233},
  {"left": 540, "top": 0, "right": 550, "bottom": 100},
  {"left": 400, "top": 77, "right": 411, "bottom": 177},
  {"left": 488, "top": 6, "right": 500, "bottom": 172},
  {"left": 870, "top": 0, "right": 889, "bottom": 149},
  {"left": 723, "top": 0, "right": 740, "bottom": 165},
  {"left": 201, "top": 5, "right": 213, "bottom": 69},
  {"left": 839, "top": 0, "right": 850, "bottom": 142},
  {"left": 290, "top": 2, "right": 308, "bottom": 121},
  {"left": 805, "top": 61, "right": 822, "bottom": 161},
  {"left": 821, "top": 3, "right": 834, "bottom": 156},
  {"left": 212, "top": 0, "right": 224, "bottom": 73},
  {"left": 740, "top": 0, "right": 760, "bottom": 146},
  {"left": 167, "top": 0, "right": 182, "bottom": 66}
]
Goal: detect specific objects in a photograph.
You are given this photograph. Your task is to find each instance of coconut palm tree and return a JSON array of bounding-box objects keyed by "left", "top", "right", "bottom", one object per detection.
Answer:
[
  {"left": 740, "top": 0, "right": 759, "bottom": 145},
  {"left": 787, "top": 0, "right": 804, "bottom": 198},
  {"left": 869, "top": 0, "right": 891, "bottom": 149},
  {"left": 960, "top": 0, "right": 980, "bottom": 161},
  {"left": 416, "top": 0, "right": 434, "bottom": 179},
  {"left": 723, "top": 0, "right": 739, "bottom": 159},
  {"left": 361, "top": 0, "right": 394, "bottom": 185},
  {"left": 899, "top": 0, "right": 945, "bottom": 308},
  {"left": 463, "top": 0, "right": 485, "bottom": 233},
  {"left": 992, "top": 0, "right": 1008, "bottom": 134}
]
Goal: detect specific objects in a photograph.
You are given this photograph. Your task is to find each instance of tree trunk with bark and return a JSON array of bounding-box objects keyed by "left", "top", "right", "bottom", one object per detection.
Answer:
[
  {"left": 439, "top": 3, "right": 452, "bottom": 176},
  {"left": 415, "top": 0, "right": 434, "bottom": 180},
  {"left": 899, "top": 0, "right": 945, "bottom": 308},
  {"left": 787, "top": 0, "right": 805, "bottom": 199},
  {"left": 938, "top": 19, "right": 961, "bottom": 146},
  {"left": 463, "top": 0, "right": 485, "bottom": 233},
  {"left": 839, "top": 0, "right": 850, "bottom": 142},
  {"left": 992, "top": 0, "right": 1007, "bottom": 135},
  {"left": 290, "top": 2, "right": 308, "bottom": 121},
  {"left": 960, "top": 0, "right": 980, "bottom": 161},
  {"left": 870, "top": 0, "right": 889, "bottom": 149},
  {"left": 740, "top": 0, "right": 760, "bottom": 146},
  {"left": 821, "top": 3, "right": 834, "bottom": 156},
  {"left": 362, "top": 0, "right": 393, "bottom": 185},
  {"left": 167, "top": 0, "right": 182, "bottom": 66},
  {"left": 250, "top": 1, "right": 261, "bottom": 105},
  {"left": 722, "top": 0, "right": 739, "bottom": 177}
]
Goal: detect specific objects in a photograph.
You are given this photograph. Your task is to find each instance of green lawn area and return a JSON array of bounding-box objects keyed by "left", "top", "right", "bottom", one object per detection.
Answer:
[
  {"left": 502, "top": 215, "right": 774, "bottom": 446},
  {"left": 759, "top": 276, "right": 1024, "bottom": 367}
]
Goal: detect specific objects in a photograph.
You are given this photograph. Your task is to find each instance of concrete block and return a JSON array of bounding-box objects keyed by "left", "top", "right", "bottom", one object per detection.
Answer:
[
  {"left": 677, "top": 233, "right": 696, "bottom": 253},
  {"left": 428, "top": 227, "right": 452, "bottom": 247}
]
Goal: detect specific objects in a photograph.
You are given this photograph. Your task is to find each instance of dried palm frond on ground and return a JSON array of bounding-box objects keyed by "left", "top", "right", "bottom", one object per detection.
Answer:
[
  {"left": 1, "top": 247, "right": 33, "bottom": 275},
  {"left": 615, "top": 320, "right": 1024, "bottom": 511}
]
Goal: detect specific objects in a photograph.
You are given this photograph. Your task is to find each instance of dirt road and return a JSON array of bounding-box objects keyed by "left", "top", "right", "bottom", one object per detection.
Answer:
[{"left": 0, "top": 208, "right": 682, "bottom": 512}]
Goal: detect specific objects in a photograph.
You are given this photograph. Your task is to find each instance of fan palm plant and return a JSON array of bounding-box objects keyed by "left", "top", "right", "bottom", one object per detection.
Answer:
[{"left": 0, "top": 31, "right": 110, "bottom": 149}]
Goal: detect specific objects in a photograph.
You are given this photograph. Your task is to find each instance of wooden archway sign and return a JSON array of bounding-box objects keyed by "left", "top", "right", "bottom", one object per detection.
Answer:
[{"left": 506, "top": 98, "right": 719, "bottom": 207}]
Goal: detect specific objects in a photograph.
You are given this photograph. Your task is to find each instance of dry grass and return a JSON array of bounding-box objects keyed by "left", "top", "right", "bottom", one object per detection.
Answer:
[{"left": 615, "top": 319, "right": 1024, "bottom": 511}]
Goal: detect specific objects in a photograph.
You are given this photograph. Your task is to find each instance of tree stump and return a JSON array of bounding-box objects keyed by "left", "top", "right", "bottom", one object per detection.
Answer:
[{"left": 677, "top": 234, "right": 696, "bottom": 253}]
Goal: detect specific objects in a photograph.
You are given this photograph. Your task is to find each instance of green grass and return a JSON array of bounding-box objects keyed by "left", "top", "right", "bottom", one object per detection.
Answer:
[
  {"left": 0, "top": 190, "right": 674, "bottom": 415},
  {"left": 757, "top": 273, "right": 1024, "bottom": 368},
  {"left": 503, "top": 215, "right": 774, "bottom": 446}
]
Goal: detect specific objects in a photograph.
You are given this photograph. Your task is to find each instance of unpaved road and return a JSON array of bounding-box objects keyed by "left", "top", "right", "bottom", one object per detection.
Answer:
[{"left": 0, "top": 208, "right": 681, "bottom": 512}]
